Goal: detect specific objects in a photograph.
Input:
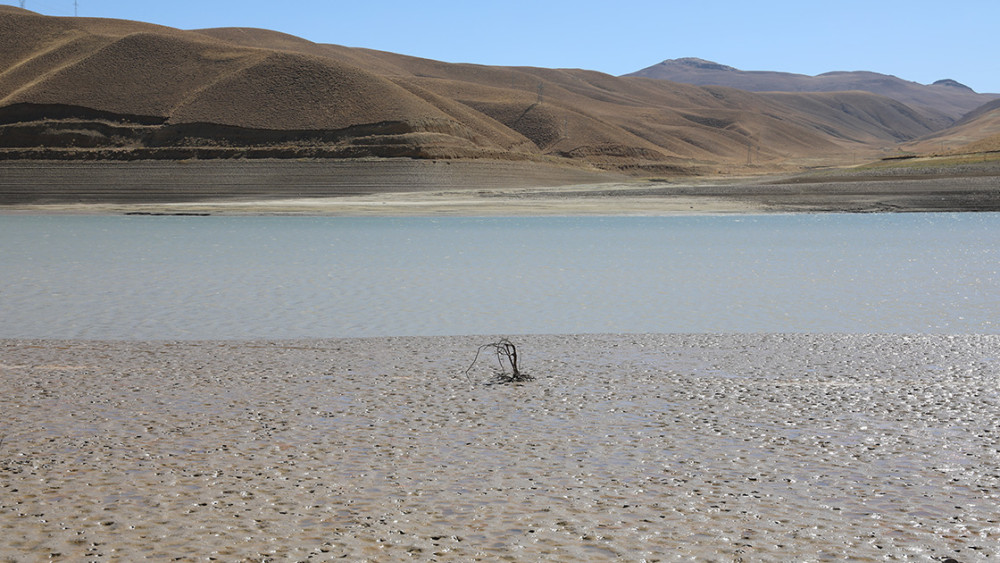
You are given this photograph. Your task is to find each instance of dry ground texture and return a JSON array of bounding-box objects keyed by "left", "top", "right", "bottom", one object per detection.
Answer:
[{"left": 2, "top": 334, "right": 999, "bottom": 561}]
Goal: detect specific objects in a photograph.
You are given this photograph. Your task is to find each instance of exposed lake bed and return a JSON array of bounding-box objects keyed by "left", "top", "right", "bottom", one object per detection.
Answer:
[
  {"left": 2, "top": 334, "right": 999, "bottom": 560},
  {"left": 3, "top": 159, "right": 1000, "bottom": 215}
]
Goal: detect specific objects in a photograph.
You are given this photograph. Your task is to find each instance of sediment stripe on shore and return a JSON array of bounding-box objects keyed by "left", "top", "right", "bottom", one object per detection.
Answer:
[
  {"left": 0, "top": 159, "right": 625, "bottom": 205},
  {"left": 4, "top": 159, "right": 1000, "bottom": 213}
]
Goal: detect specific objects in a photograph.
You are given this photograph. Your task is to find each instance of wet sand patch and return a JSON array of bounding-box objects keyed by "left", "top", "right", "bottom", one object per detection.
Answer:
[{"left": 2, "top": 334, "right": 999, "bottom": 560}]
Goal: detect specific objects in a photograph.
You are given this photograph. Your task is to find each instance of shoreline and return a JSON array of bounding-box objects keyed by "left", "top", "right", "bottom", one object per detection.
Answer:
[
  {"left": 3, "top": 159, "right": 1000, "bottom": 215},
  {"left": 0, "top": 183, "right": 764, "bottom": 216},
  {"left": 3, "top": 334, "right": 999, "bottom": 560}
]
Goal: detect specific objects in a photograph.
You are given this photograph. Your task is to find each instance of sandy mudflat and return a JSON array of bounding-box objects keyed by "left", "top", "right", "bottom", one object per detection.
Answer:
[{"left": 2, "top": 334, "right": 999, "bottom": 561}]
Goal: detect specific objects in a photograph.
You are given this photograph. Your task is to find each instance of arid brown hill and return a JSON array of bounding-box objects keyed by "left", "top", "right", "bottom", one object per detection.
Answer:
[
  {"left": 627, "top": 58, "right": 1000, "bottom": 129},
  {"left": 903, "top": 98, "right": 1000, "bottom": 154},
  {"left": 0, "top": 8, "right": 968, "bottom": 174}
]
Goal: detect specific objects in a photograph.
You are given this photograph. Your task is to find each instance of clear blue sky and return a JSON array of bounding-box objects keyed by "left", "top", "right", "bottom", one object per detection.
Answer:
[{"left": 7, "top": 0, "right": 1000, "bottom": 93}]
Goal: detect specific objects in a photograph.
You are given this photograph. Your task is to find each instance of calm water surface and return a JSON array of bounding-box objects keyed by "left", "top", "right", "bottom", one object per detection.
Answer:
[{"left": 2, "top": 214, "right": 999, "bottom": 339}]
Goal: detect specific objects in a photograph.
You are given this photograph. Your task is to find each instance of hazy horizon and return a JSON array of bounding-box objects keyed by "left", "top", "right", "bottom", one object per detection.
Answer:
[{"left": 3, "top": 0, "right": 999, "bottom": 93}]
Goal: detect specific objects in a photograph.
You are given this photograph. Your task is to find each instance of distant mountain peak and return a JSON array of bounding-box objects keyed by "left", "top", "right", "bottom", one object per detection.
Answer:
[
  {"left": 660, "top": 58, "right": 738, "bottom": 72},
  {"left": 933, "top": 78, "right": 973, "bottom": 91},
  {"left": 627, "top": 58, "right": 999, "bottom": 122}
]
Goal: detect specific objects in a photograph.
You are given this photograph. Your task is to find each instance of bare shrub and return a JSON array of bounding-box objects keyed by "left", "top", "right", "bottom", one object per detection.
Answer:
[{"left": 464, "top": 337, "right": 533, "bottom": 384}]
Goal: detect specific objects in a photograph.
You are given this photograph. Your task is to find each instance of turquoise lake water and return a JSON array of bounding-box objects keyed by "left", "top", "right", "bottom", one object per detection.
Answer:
[{"left": 2, "top": 214, "right": 999, "bottom": 339}]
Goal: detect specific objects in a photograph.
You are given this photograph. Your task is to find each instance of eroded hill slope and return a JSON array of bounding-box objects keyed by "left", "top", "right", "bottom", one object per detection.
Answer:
[{"left": 0, "top": 7, "right": 966, "bottom": 174}]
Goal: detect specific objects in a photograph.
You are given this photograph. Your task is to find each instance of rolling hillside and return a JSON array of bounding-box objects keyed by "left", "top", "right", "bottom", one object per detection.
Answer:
[
  {"left": 0, "top": 7, "right": 982, "bottom": 175},
  {"left": 902, "top": 99, "right": 1000, "bottom": 154}
]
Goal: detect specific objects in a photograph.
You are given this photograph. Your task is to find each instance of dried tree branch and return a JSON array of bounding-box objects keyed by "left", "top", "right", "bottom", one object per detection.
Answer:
[{"left": 464, "top": 337, "right": 532, "bottom": 384}]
